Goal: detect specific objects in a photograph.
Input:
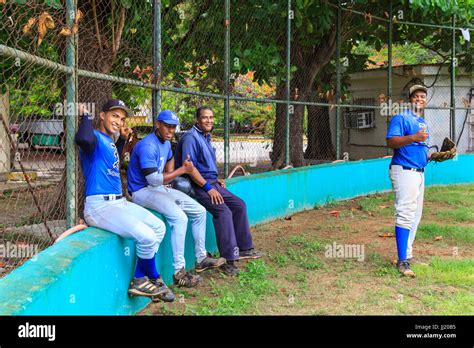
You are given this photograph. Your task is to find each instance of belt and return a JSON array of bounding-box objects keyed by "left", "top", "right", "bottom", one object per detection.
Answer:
[
  {"left": 103, "top": 194, "right": 123, "bottom": 200},
  {"left": 390, "top": 165, "right": 424, "bottom": 173},
  {"left": 86, "top": 194, "right": 123, "bottom": 202}
]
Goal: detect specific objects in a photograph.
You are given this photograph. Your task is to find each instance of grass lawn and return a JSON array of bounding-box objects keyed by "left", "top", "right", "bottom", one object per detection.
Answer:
[{"left": 140, "top": 184, "right": 474, "bottom": 316}]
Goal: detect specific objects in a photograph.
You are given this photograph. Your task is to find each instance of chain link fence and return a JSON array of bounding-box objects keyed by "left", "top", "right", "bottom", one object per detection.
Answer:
[{"left": 1, "top": 0, "right": 472, "bottom": 275}]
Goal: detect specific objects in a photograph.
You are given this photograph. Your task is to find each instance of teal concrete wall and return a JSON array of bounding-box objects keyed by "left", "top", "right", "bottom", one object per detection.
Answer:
[{"left": 0, "top": 155, "right": 472, "bottom": 315}]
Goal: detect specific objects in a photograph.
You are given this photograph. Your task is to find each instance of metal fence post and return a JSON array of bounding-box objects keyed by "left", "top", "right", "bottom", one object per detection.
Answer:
[
  {"left": 450, "top": 14, "right": 456, "bottom": 141},
  {"left": 224, "top": 0, "right": 230, "bottom": 177},
  {"left": 153, "top": 0, "right": 162, "bottom": 128},
  {"left": 387, "top": 0, "right": 393, "bottom": 156},
  {"left": 285, "top": 0, "right": 291, "bottom": 167},
  {"left": 66, "top": 0, "right": 77, "bottom": 229},
  {"left": 335, "top": 0, "right": 341, "bottom": 160}
]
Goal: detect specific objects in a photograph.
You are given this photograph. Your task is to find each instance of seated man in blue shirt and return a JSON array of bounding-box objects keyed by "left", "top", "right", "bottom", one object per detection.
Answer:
[
  {"left": 127, "top": 110, "right": 225, "bottom": 287},
  {"left": 175, "top": 106, "right": 263, "bottom": 276}
]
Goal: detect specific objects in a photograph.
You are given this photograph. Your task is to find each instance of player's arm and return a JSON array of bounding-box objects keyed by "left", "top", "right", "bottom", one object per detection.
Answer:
[
  {"left": 115, "top": 126, "right": 132, "bottom": 158},
  {"left": 181, "top": 136, "right": 224, "bottom": 204},
  {"left": 386, "top": 115, "right": 428, "bottom": 149},
  {"left": 386, "top": 130, "right": 428, "bottom": 149},
  {"left": 74, "top": 106, "right": 96, "bottom": 154},
  {"left": 140, "top": 146, "right": 192, "bottom": 186},
  {"left": 159, "top": 155, "right": 194, "bottom": 184}
]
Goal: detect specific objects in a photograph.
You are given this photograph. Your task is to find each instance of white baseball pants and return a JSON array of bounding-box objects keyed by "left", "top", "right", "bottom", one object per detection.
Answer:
[
  {"left": 131, "top": 185, "right": 207, "bottom": 272},
  {"left": 389, "top": 165, "right": 425, "bottom": 259},
  {"left": 84, "top": 196, "right": 166, "bottom": 260}
]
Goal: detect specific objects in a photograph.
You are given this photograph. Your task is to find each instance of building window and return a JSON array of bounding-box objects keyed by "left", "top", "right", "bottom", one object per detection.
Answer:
[{"left": 344, "top": 98, "right": 376, "bottom": 129}]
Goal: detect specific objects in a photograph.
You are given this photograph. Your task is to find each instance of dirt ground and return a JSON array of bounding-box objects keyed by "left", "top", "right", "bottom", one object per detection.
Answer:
[{"left": 140, "top": 184, "right": 474, "bottom": 316}]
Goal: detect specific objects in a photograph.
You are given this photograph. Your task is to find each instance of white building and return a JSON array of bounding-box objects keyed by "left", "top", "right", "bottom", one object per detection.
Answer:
[{"left": 330, "top": 64, "right": 473, "bottom": 160}]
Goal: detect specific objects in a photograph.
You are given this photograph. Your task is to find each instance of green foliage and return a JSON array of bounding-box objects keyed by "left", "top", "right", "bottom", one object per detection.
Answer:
[
  {"left": 352, "top": 41, "right": 443, "bottom": 68},
  {"left": 436, "top": 207, "right": 474, "bottom": 222},
  {"left": 413, "top": 257, "right": 474, "bottom": 287},
  {"left": 417, "top": 223, "right": 474, "bottom": 243},
  {"left": 186, "top": 259, "right": 277, "bottom": 315},
  {"left": 10, "top": 75, "right": 61, "bottom": 118}
]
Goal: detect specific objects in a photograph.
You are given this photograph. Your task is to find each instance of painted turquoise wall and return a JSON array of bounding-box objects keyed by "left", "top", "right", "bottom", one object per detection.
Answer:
[{"left": 0, "top": 155, "right": 472, "bottom": 315}]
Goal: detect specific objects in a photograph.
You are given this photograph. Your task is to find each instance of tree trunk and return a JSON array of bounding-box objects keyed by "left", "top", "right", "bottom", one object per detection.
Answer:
[
  {"left": 305, "top": 100, "right": 335, "bottom": 160},
  {"left": 305, "top": 71, "right": 335, "bottom": 161},
  {"left": 77, "top": 0, "right": 115, "bottom": 117},
  {"left": 46, "top": 0, "right": 121, "bottom": 222},
  {"left": 270, "top": 82, "right": 305, "bottom": 169}
]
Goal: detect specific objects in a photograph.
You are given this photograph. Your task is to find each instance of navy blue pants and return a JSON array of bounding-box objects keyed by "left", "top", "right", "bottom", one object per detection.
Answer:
[{"left": 193, "top": 181, "right": 254, "bottom": 261}]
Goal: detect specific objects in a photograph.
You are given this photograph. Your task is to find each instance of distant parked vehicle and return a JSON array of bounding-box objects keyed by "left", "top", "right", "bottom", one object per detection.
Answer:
[{"left": 18, "top": 116, "right": 64, "bottom": 151}]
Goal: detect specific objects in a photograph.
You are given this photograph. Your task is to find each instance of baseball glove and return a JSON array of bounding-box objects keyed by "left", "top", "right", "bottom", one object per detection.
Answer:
[
  {"left": 172, "top": 176, "right": 195, "bottom": 197},
  {"left": 430, "top": 137, "right": 457, "bottom": 162}
]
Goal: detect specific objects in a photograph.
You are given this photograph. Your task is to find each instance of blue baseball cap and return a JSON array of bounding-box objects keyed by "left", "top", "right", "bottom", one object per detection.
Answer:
[
  {"left": 101, "top": 99, "right": 133, "bottom": 117},
  {"left": 157, "top": 110, "right": 179, "bottom": 125}
]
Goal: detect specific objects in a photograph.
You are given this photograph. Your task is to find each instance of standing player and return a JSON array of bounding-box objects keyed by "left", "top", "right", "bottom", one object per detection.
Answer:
[
  {"left": 386, "top": 85, "right": 430, "bottom": 277},
  {"left": 127, "top": 110, "right": 226, "bottom": 287},
  {"left": 75, "top": 99, "right": 175, "bottom": 301}
]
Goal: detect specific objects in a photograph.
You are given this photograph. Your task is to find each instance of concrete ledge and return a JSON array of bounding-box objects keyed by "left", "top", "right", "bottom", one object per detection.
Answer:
[{"left": 0, "top": 155, "right": 473, "bottom": 315}]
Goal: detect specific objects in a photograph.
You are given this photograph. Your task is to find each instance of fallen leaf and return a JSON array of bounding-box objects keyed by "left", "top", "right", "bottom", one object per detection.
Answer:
[
  {"left": 0, "top": 0, "right": 6, "bottom": 5},
  {"left": 378, "top": 205, "right": 388, "bottom": 209},
  {"left": 434, "top": 236, "right": 443, "bottom": 241},
  {"left": 329, "top": 210, "right": 341, "bottom": 218},
  {"left": 378, "top": 233, "right": 395, "bottom": 238},
  {"left": 279, "top": 288, "right": 286, "bottom": 293}
]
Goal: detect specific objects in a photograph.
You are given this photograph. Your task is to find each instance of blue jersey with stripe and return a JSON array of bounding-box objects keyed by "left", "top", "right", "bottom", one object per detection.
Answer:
[
  {"left": 386, "top": 110, "right": 429, "bottom": 169},
  {"left": 79, "top": 130, "right": 122, "bottom": 197},
  {"left": 127, "top": 133, "right": 173, "bottom": 193}
]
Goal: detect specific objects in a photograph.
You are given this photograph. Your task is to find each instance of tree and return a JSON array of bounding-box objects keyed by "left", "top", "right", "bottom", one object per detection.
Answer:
[{"left": 159, "top": 0, "right": 472, "bottom": 167}]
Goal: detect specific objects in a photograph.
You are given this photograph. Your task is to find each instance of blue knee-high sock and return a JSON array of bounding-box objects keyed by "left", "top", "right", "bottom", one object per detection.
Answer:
[
  {"left": 135, "top": 256, "right": 159, "bottom": 279},
  {"left": 134, "top": 259, "right": 145, "bottom": 278},
  {"left": 395, "top": 226, "right": 410, "bottom": 261}
]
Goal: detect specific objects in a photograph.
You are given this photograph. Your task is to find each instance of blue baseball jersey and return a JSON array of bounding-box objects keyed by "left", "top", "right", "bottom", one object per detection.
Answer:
[
  {"left": 127, "top": 133, "right": 173, "bottom": 193},
  {"left": 386, "top": 110, "right": 429, "bottom": 169},
  {"left": 79, "top": 130, "right": 122, "bottom": 197},
  {"left": 175, "top": 125, "right": 218, "bottom": 181}
]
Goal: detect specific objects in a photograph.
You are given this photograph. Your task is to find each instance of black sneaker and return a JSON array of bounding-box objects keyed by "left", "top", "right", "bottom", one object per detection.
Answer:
[
  {"left": 239, "top": 248, "right": 264, "bottom": 260},
  {"left": 397, "top": 260, "right": 416, "bottom": 278},
  {"left": 128, "top": 277, "right": 163, "bottom": 298},
  {"left": 149, "top": 277, "right": 176, "bottom": 302},
  {"left": 173, "top": 268, "right": 203, "bottom": 287},
  {"left": 195, "top": 256, "right": 226, "bottom": 273},
  {"left": 219, "top": 261, "right": 240, "bottom": 276}
]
